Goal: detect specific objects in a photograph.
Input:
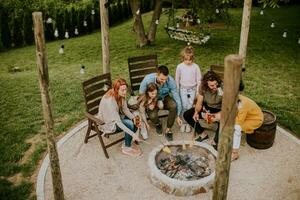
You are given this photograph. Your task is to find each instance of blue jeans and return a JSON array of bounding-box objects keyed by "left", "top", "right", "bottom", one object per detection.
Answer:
[
  {"left": 116, "top": 118, "right": 137, "bottom": 147},
  {"left": 180, "top": 87, "right": 196, "bottom": 122}
]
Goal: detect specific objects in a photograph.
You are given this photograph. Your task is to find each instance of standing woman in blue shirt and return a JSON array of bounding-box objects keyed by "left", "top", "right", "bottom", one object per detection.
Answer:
[{"left": 139, "top": 65, "right": 182, "bottom": 141}]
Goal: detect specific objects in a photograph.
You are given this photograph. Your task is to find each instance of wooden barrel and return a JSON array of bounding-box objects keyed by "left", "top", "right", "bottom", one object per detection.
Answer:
[{"left": 246, "top": 110, "right": 277, "bottom": 149}]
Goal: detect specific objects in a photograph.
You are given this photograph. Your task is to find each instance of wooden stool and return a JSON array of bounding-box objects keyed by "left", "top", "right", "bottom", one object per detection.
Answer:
[{"left": 246, "top": 110, "right": 277, "bottom": 149}]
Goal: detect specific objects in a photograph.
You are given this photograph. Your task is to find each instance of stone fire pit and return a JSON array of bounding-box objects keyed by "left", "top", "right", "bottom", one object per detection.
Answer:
[{"left": 148, "top": 140, "right": 217, "bottom": 196}]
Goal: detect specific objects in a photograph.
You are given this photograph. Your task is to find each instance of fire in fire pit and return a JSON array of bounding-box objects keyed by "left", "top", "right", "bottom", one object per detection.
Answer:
[
  {"left": 157, "top": 148, "right": 212, "bottom": 181},
  {"left": 148, "top": 141, "right": 217, "bottom": 196}
]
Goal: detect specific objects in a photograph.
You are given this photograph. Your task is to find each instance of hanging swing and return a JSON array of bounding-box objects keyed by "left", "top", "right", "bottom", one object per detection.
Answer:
[{"left": 165, "top": 0, "right": 210, "bottom": 45}]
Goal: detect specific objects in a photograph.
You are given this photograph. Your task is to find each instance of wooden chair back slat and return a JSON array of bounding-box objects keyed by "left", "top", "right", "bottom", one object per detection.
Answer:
[
  {"left": 210, "top": 64, "right": 224, "bottom": 80},
  {"left": 82, "top": 73, "right": 112, "bottom": 114},
  {"left": 128, "top": 55, "right": 158, "bottom": 95}
]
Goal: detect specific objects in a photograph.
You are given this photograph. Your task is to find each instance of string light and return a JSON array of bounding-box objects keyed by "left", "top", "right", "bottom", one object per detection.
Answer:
[
  {"left": 83, "top": 20, "right": 87, "bottom": 27},
  {"left": 270, "top": 21, "right": 275, "bottom": 28},
  {"left": 54, "top": 28, "right": 59, "bottom": 38},
  {"left": 298, "top": 38, "right": 300, "bottom": 44},
  {"left": 65, "top": 31, "right": 69, "bottom": 39},
  {"left": 216, "top": 9, "right": 220, "bottom": 14},
  {"left": 282, "top": 29, "right": 287, "bottom": 38},
  {"left": 176, "top": 23, "right": 179, "bottom": 28},
  {"left": 59, "top": 44, "right": 64, "bottom": 54},
  {"left": 197, "top": 19, "right": 201, "bottom": 24},
  {"left": 155, "top": 19, "right": 159, "bottom": 25},
  {"left": 91, "top": 9, "right": 95, "bottom": 15},
  {"left": 260, "top": 9, "right": 264, "bottom": 15},
  {"left": 74, "top": 27, "right": 79, "bottom": 35},
  {"left": 46, "top": 18, "right": 52, "bottom": 24},
  {"left": 80, "top": 65, "right": 85, "bottom": 74},
  {"left": 136, "top": 9, "right": 140, "bottom": 15}
]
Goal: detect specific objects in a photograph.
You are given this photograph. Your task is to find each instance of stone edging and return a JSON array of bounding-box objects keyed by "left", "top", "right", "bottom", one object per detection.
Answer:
[{"left": 36, "top": 120, "right": 88, "bottom": 200}]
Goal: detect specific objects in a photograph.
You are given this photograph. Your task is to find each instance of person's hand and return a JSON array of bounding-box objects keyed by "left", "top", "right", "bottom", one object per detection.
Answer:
[
  {"left": 133, "top": 116, "right": 141, "bottom": 128},
  {"left": 145, "top": 123, "right": 150, "bottom": 131},
  {"left": 132, "top": 134, "right": 142, "bottom": 142},
  {"left": 193, "top": 112, "right": 199, "bottom": 121},
  {"left": 148, "top": 104, "right": 155, "bottom": 110},
  {"left": 176, "top": 116, "right": 183, "bottom": 126}
]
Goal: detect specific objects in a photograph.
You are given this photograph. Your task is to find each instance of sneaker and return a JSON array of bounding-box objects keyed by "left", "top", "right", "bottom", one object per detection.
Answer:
[
  {"left": 180, "top": 124, "right": 186, "bottom": 133},
  {"left": 165, "top": 131, "right": 173, "bottom": 141},
  {"left": 156, "top": 123, "right": 163, "bottom": 135},
  {"left": 185, "top": 125, "right": 191, "bottom": 133},
  {"left": 122, "top": 146, "right": 142, "bottom": 157}
]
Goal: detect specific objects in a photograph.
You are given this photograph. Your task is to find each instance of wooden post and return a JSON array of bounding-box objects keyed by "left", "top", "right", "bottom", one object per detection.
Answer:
[
  {"left": 212, "top": 54, "right": 243, "bottom": 200},
  {"left": 32, "top": 12, "right": 65, "bottom": 200},
  {"left": 100, "top": 0, "right": 110, "bottom": 74},
  {"left": 238, "top": 0, "right": 252, "bottom": 70}
]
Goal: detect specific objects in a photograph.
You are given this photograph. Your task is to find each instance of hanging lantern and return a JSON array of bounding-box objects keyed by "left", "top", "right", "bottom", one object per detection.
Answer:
[
  {"left": 298, "top": 38, "right": 300, "bottom": 44},
  {"left": 270, "top": 21, "right": 275, "bottom": 28},
  {"left": 54, "top": 28, "right": 59, "bottom": 38},
  {"left": 155, "top": 19, "right": 159, "bottom": 25},
  {"left": 46, "top": 18, "right": 53, "bottom": 24},
  {"left": 197, "top": 19, "right": 201, "bottom": 24},
  {"left": 74, "top": 27, "right": 79, "bottom": 35},
  {"left": 83, "top": 20, "right": 87, "bottom": 27},
  {"left": 176, "top": 23, "right": 180, "bottom": 28},
  {"left": 65, "top": 31, "right": 69, "bottom": 39},
  {"left": 260, "top": 9, "right": 264, "bottom": 15},
  {"left": 91, "top": 9, "right": 95, "bottom": 15},
  {"left": 282, "top": 30, "right": 287, "bottom": 38},
  {"left": 215, "top": 9, "right": 220, "bottom": 14}
]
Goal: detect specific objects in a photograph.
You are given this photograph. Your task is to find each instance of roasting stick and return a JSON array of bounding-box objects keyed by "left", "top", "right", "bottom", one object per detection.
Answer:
[{"left": 189, "top": 122, "right": 197, "bottom": 147}]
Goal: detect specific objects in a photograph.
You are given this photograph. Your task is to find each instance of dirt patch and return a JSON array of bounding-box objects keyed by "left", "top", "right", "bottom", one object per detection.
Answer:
[{"left": 19, "top": 133, "right": 44, "bottom": 165}]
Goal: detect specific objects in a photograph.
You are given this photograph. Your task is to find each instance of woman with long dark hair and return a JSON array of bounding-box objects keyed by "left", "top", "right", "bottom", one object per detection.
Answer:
[{"left": 98, "top": 79, "right": 142, "bottom": 157}]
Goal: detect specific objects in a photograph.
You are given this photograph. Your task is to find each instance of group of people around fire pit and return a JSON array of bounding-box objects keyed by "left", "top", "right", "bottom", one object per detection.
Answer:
[{"left": 97, "top": 45, "right": 264, "bottom": 160}]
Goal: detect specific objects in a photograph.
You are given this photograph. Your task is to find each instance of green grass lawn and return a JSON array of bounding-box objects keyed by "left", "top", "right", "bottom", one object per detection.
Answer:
[{"left": 0, "top": 5, "right": 299, "bottom": 199}]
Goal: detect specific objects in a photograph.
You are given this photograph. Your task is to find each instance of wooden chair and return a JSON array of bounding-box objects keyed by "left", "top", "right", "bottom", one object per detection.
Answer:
[
  {"left": 128, "top": 55, "right": 158, "bottom": 96},
  {"left": 82, "top": 73, "right": 124, "bottom": 159},
  {"left": 127, "top": 55, "right": 168, "bottom": 118},
  {"left": 210, "top": 64, "right": 224, "bottom": 81}
]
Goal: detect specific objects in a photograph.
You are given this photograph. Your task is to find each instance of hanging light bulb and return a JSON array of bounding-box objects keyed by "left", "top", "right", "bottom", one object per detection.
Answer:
[
  {"left": 298, "top": 38, "right": 300, "bottom": 44},
  {"left": 260, "top": 9, "right": 264, "bottom": 15},
  {"left": 282, "top": 30, "right": 287, "bottom": 38},
  {"left": 54, "top": 28, "right": 59, "bottom": 38},
  {"left": 91, "top": 9, "right": 95, "bottom": 15},
  {"left": 46, "top": 18, "right": 53, "bottom": 24},
  {"left": 65, "top": 31, "right": 69, "bottom": 39},
  {"left": 136, "top": 9, "right": 140, "bottom": 15},
  {"left": 80, "top": 65, "right": 85, "bottom": 74},
  {"left": 83, "top": 20, "right": 87, "bottom": 27},
  {"left": 74, "top": 27, "right": 79, "bottom": 35},
  {"left": 197, "top": 19, "right": 201, "bottom": 24},
  {"left": 176, "top": 23, "right": 179, "bottom": 28},
  {"left": 216, "top": 9, "right": 220, "bottom": 14},
  {"left": 270, "top": 21, "right": 275, "bottom": 28},
  {"left": 155, "top": 19, "right": 159, "bottom": 25},
  {"left": 59, "top": 44, "right": 64, "bottom": 54}
]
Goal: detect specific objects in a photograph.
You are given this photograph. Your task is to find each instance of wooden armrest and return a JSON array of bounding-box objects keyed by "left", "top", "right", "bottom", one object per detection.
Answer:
[{"left": 85, "top": 112, "right": 105, "bottom": 125}]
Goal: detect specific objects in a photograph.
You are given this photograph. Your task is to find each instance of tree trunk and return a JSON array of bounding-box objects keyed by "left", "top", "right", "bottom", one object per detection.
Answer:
[
  {"left": 129, "top": 0, "right": 148, "bottom": 47},
  {"left": 147, "top": 0, "right": 162, "bottom": 43},
  {"left": 32, "top": 12, "right": 65, "bottom": 200}
]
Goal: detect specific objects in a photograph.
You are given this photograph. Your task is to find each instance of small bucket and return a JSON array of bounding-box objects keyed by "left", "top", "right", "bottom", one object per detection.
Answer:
[{"left": 246, "top": 110, "right": 277, "bottom": 149}]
